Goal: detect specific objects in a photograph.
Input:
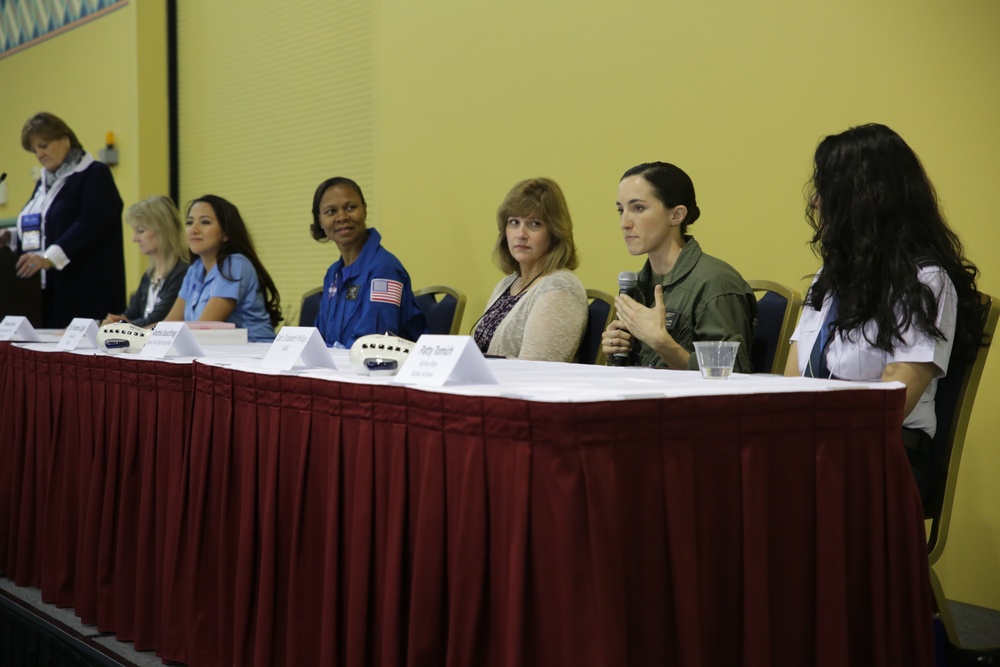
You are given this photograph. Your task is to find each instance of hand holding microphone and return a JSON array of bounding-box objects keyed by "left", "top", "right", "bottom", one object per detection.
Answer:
[
  {"left": 605, "top": 271, "right": 638, "bottom": 366},
  {"left": 605, "top": 276, "right": 679, "bottom": 367}
]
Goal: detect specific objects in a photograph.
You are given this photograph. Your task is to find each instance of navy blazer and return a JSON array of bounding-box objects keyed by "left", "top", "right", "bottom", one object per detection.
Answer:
[{"left": 22, "top": 160, "right": 126, "bottom": 327}]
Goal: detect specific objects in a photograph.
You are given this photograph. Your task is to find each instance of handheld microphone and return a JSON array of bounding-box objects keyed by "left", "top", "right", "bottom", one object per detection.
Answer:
[
  {"left": 609, "top": 271, "right": 638, "bottom": 366},
  {"left": 0, "top": 172, "right": 7, "bottom": 183}
]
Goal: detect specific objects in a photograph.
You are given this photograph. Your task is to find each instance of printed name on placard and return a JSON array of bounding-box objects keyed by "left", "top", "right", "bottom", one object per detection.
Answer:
[
  {"left": 261, "top": 326, "right": 336, "bottom": 370},
  {"left": 57, "top": 318, "right": 99, "bottom": 350},
  {"left": 393, "top": 335, "right": 495, "bottom": 387},
  {"left": 0, "top": 316, "right": 41, "bottom": 342}
]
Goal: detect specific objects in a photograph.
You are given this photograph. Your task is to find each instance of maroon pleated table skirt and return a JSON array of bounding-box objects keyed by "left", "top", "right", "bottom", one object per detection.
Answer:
[{"left": 0, "top": 343, "right": 934, "bottom": 666}]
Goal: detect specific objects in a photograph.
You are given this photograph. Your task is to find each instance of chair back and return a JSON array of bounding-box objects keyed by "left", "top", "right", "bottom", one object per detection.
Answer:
[
  {"left": 927, "top": 292, "right": 997, "bottom": 559},
  {"left": 748, "top": 280, "right": 802, "bottom": 373},
  {"left": 576, "top": 289, "right": 616, "bottom": 365},
  {"left": 924, "top": 292, "right": 996, "bottom": 646},
  {"left": 414, "top": 285, "right": 466, "bottom": 335},
  {"left": 299, "top": 287, "right": 323, "bottom": 327}
]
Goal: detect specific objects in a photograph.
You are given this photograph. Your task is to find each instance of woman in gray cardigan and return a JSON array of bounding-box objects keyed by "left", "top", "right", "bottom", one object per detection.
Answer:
[{"left": 473, "top": 178, "right": 587, "bottom": 362}]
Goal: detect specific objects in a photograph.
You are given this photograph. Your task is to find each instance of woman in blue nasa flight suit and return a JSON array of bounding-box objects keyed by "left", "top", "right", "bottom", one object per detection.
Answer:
[{"left": 311, "top": 177, "right": 426, "bottom": 347}]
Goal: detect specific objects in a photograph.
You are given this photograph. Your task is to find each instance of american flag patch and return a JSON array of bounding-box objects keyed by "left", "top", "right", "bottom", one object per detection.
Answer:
[{"left": 370, "top": 278, "right": 403, "bottom": 306}]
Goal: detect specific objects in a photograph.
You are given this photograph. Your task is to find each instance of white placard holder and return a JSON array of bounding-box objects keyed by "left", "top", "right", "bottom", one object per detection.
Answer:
[
  {"left": 260, "top": 327, "right": 337, "bottom": 370},
  {"left": 0, "top": 316, "right": 42, "bottom": 342},
  {"left": 393, "top": 335, "right": 497, "bottom": 387},
  {"left": 139, "top": 322, "right": 205, "bottom": 358},
  {"left": 57, "top": 318, "right": 99, "bottom": 350}
]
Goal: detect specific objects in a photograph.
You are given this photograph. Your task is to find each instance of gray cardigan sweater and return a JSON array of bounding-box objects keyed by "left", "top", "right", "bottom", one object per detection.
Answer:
[{"left": 481, "top": 269, "right": 588, "bottom": 362}]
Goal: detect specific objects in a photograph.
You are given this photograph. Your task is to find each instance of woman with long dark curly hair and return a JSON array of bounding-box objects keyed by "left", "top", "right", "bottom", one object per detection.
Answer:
[
  {"left": 162, "top": 194, "right": 282, "bottom": 342},
  {"left": 786, "top": 123, "right": 983, "bottom": 505}
]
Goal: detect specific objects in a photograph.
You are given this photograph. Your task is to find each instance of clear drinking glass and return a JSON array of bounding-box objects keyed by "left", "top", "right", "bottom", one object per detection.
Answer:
[{"left": 693, "top": 341, "right": 741, "bottom": 379}]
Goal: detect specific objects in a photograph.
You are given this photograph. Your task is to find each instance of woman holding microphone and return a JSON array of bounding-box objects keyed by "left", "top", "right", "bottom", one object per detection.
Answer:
[{"left": 602, "top": 162, "right": 756, "bottom": 371}]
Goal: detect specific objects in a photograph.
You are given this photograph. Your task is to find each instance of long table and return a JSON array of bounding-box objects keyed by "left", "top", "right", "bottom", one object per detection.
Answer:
[{"left": 0, "top": 342, "right": 935, "bottom": 666}]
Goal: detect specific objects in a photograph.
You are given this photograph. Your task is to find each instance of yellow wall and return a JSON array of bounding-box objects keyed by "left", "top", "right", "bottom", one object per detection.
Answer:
[
  {"left": 174, "top": 2, "right": 376, "bottom": 327},
  {"left": 1, "top": 0, "right": 999, "bottom": 609}
]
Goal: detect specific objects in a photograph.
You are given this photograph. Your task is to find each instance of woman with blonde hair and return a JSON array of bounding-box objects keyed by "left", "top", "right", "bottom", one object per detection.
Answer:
[
  {"left": 102, "top": 195, "right": 189, "bottom": 327},
  {"left": 473, "top": 177, "right": 588, "bottom": 361}
]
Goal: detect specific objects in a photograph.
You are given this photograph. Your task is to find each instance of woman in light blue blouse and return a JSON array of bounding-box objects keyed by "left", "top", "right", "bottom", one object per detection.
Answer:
[{"left": 162, "top": 194, "right": 282, "bottom": 342}]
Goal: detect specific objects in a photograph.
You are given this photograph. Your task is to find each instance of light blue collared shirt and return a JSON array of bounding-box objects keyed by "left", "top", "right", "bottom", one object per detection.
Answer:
[{"left": 179, "top": 254, "right": 275, "bottom": 342}]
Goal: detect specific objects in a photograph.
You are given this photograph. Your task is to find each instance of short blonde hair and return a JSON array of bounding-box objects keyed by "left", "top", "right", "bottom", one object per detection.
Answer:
[
  {"left": 492, "top": 177, "right": 579, "bottom": 275},
  {"left": 126, "top": 195, "right": 189, "bottom": 271}
]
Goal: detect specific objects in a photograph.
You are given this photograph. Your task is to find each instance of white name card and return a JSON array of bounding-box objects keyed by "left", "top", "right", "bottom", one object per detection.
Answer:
[
  {"left": 261, "top": 327, "right": 337, "bottom": 371},
  {"left": 393, "top": 335, "right": 497, "bottom": 387},
  {"left": 57, "top": 318, "right": 99, "bottom": 350},
  {"left": 139, "top": 322, "right": 205, "bottom": 358},
  {"left": 0, "top": 315, "right": 41, "bottom": 342}
]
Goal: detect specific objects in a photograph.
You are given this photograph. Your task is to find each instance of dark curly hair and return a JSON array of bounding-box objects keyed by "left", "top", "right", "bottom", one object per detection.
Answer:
[
  {"left": 186, "top": 195, "right": 283, "bottom": 328},
  {"left": 805, "top": 123, "right": 982, "bottom": 359}
]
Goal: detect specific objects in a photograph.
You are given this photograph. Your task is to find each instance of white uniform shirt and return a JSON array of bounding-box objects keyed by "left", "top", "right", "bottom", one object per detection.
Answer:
[{"left": 791, "top": 266, "right": 957, "bottom": 436}]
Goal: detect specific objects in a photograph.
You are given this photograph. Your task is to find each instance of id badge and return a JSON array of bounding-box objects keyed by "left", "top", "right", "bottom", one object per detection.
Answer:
[
  {"left": 664, "top": 309, "right": 679, "bottom": 331},
  {"left": 20, "top": 213, "right": 42, "bottom": 251}
]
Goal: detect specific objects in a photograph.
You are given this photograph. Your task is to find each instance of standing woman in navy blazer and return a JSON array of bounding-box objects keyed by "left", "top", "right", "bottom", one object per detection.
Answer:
[{"left": 0, "top": 112, "right": 125, "bottom": 328}]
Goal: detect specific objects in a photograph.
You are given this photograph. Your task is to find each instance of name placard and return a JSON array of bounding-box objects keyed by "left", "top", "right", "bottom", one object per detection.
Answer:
[
  {"left": 261, "top": 327, "right": 337, "bottom": 370},
  {"left": 57, "top": 318, "right": 99, "bottom": 350},
  {"left": 393, "top": 335, "right": 497, "bottom": 387},
  {"left": 139, "top": 322, "right": 205, "bottom": 358},
  {"left": 0, "top": 316, "right": 41, "bottom": 342}
]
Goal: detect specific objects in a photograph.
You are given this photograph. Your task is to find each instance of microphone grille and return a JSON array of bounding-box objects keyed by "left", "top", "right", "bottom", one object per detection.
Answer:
[{"left": 617, "top": 271, "right": 638, "bottom": 290}]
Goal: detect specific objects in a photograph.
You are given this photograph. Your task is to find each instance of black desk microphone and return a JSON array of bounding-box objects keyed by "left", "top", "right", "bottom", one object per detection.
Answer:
[{"left": 609, "top": 271, "right": 638, "bottom": 366}]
